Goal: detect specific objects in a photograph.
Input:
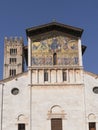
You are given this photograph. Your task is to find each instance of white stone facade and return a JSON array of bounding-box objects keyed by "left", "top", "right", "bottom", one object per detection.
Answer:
[{"left": 0, "top": 71, "right": 98, "bottom": 130}]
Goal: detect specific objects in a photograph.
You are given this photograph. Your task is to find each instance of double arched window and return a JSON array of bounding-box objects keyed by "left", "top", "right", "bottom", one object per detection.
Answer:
[{"left": 9, "top": 69, "right": 16, "bottom": 76}]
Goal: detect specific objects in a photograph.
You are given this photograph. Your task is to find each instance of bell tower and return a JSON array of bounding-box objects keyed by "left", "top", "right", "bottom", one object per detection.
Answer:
[{"left": 3, "top": 37, "right": 24, "bottom": 79}]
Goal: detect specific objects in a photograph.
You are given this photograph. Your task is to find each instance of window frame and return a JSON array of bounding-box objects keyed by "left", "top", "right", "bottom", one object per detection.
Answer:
[
  {"left": 89, "top": 122, "right": 96, "bottom": 130},
  {"left": 51, "top": 118, "right": 62, "bottom": 130},
  {"left": 62, "top": 70, "right": 67, "bottom": 82},
  {"left": 18, "top": 123, "right": 25, "bottom": 130},
  {"left": 44, "top": 70, "right": 48, "bottom": 82}
]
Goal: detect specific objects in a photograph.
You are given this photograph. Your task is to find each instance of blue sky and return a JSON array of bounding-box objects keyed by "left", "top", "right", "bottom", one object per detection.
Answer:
[{"left": 0, "top": 0, "right": 98, "bottom": 79}]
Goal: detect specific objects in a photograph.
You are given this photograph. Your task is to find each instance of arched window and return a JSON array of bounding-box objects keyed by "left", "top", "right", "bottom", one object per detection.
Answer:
[
  {"left": 10, "top": 48, "right": 17, "bottom": 55},
  {"left": 88, "top": 114, "right": 96, "bottom": 130},
  {"left": 17, "top": 114, "right": 27, "bottom": 130},
  {"left": 47, "top": 105, "right": 65, "bottom": 130},
  {"left": 9, "top": 69, "right": 16, "bottom": 76},
  {"left": 53, "top": 53, "right": 57, "bottom": 65}
]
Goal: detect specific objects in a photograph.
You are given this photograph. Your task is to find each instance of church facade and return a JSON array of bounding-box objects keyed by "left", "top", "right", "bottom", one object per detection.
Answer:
[{"left": 0, "top": 22, "right": 98, "bottom": 130}]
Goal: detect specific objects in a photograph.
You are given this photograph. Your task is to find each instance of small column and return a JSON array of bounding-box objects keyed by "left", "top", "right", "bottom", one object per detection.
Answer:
[
  {"left": 73, "top": 69, "right": 75, "bottom": 83},
  {"left": 28, "top": 37, "right": 32, "bottom": 130},
  {"left": 62, "top": 69, "right": 63, "bottom": 82},
  {"left": 37, "top": 69, "right": 39, "bottom": 83},
  {"left": 48, "top": 70, "right": 50, "bottom": 83},
  {"left": 56, "top": 69, "right": 57, "bottom": 83},
  {"left": 28, "top": 37, "right": 32, "bottom": 85},
  {"left": 28, "top": 37, "right": 32, "bottom": 67},
  {"left": 49, "top": 70, "right": 51, "bottom": 83},
  {"left": 35, "top": 69, "right": 38, "bottom": 83},
  {"left": 67, "top": 69, "right": 70, "bottom": 83},
  {"left": 96, "top": 122, "right": 98, "bottom": 130},
  {"left": 74, "top": 69, "right": 76, "bottom": 82},
  {"left": 78, "top": 38, "right": 83, "bottom": 66}
]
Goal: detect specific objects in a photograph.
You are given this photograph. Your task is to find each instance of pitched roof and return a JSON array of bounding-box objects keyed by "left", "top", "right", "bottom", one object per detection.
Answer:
[{"left": 26, "top": 22, "right": 83, "bottom": 38}]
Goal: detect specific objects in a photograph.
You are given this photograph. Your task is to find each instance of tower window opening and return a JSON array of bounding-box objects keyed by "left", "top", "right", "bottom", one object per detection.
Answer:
[
  {"left": 10, "top": 48, "right": 17, "bottom": 55},
  {"left": 9, "top": 69, "right": 16, "bottom": 76},
  {"left": 9, "top": 58, "right": 17, "bottom": 64},
  {"left": 53, "top": 53, "right": 57, "bottom": 65}
]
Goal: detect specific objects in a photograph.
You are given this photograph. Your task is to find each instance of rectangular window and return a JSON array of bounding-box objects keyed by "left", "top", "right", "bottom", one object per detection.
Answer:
[
  {"left": 18, "top": 124, "right": 25, "bottom": 130},
  {"left": 89, "top": 122, "right": 96, "bottom": 130},
  {"left": 44, "top": 70, "right": 48, "bottom": 81},
  {"left": 63, "top": 71, "right": 67, "bottom": 81},
  {"left": 51, "top": 118, "right": 62, "bottom": 130}
]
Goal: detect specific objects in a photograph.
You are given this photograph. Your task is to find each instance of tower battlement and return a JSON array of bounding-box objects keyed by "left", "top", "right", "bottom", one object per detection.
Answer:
[{"left": 4, "top": 37, "right": 23, "bottom": 44}]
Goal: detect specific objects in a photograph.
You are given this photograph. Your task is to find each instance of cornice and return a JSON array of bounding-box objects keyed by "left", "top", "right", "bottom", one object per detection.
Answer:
[
  {"left": 28, "top": 83, "right": 84, "bottom": 87},
  {"left": 28, "top": 66, "right": 83, "bottom": 70}
]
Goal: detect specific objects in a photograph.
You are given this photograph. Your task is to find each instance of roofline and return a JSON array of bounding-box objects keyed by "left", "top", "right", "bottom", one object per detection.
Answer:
[
  {"left": 82, "top": 45, "right": 87, "bottom": 55},
  {"left": 1, "top": 70, "right": 98, "bottom": 83},
  {"left": 84, "top": 70, "right": 98, "bottom": 78},
  {"left": 0, "top": 71, "right": 28, "bottom": 83},
  {"left": 26, "top": 22, "right": 83, "bottom": 38}
]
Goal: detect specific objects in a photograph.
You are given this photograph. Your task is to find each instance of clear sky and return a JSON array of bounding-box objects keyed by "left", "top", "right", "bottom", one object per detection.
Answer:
[{"left": 0, "top": 0, "right": 98, "bottom": 80}]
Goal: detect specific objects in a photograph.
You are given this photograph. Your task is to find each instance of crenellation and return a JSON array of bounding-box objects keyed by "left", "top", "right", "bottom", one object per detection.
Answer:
[{"left": 4, "top": 37, "right": 23, "bottom": 45}]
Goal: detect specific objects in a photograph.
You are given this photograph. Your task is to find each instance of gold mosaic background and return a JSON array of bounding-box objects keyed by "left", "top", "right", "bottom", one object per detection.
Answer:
[{"left": 32, "top": 35, "right": 79, "bottom": 66}]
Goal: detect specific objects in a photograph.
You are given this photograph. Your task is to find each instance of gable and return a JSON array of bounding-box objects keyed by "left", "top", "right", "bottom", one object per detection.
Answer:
[
  {"left": 26, "top": 22, "right": 83, "bottom": 38},
  {"left": 26, "top": 22, "right": 85, "bottom": 67}
]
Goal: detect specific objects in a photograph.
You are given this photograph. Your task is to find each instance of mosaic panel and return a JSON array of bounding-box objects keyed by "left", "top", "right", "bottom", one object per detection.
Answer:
[{"left": 32, "top": 35, "right": 79, "bottom": 66}]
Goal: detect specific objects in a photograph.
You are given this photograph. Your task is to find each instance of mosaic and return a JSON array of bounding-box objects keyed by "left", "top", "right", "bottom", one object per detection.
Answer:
[{"left": 32, "top": 35, "right": 79, "bottom": 66}]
